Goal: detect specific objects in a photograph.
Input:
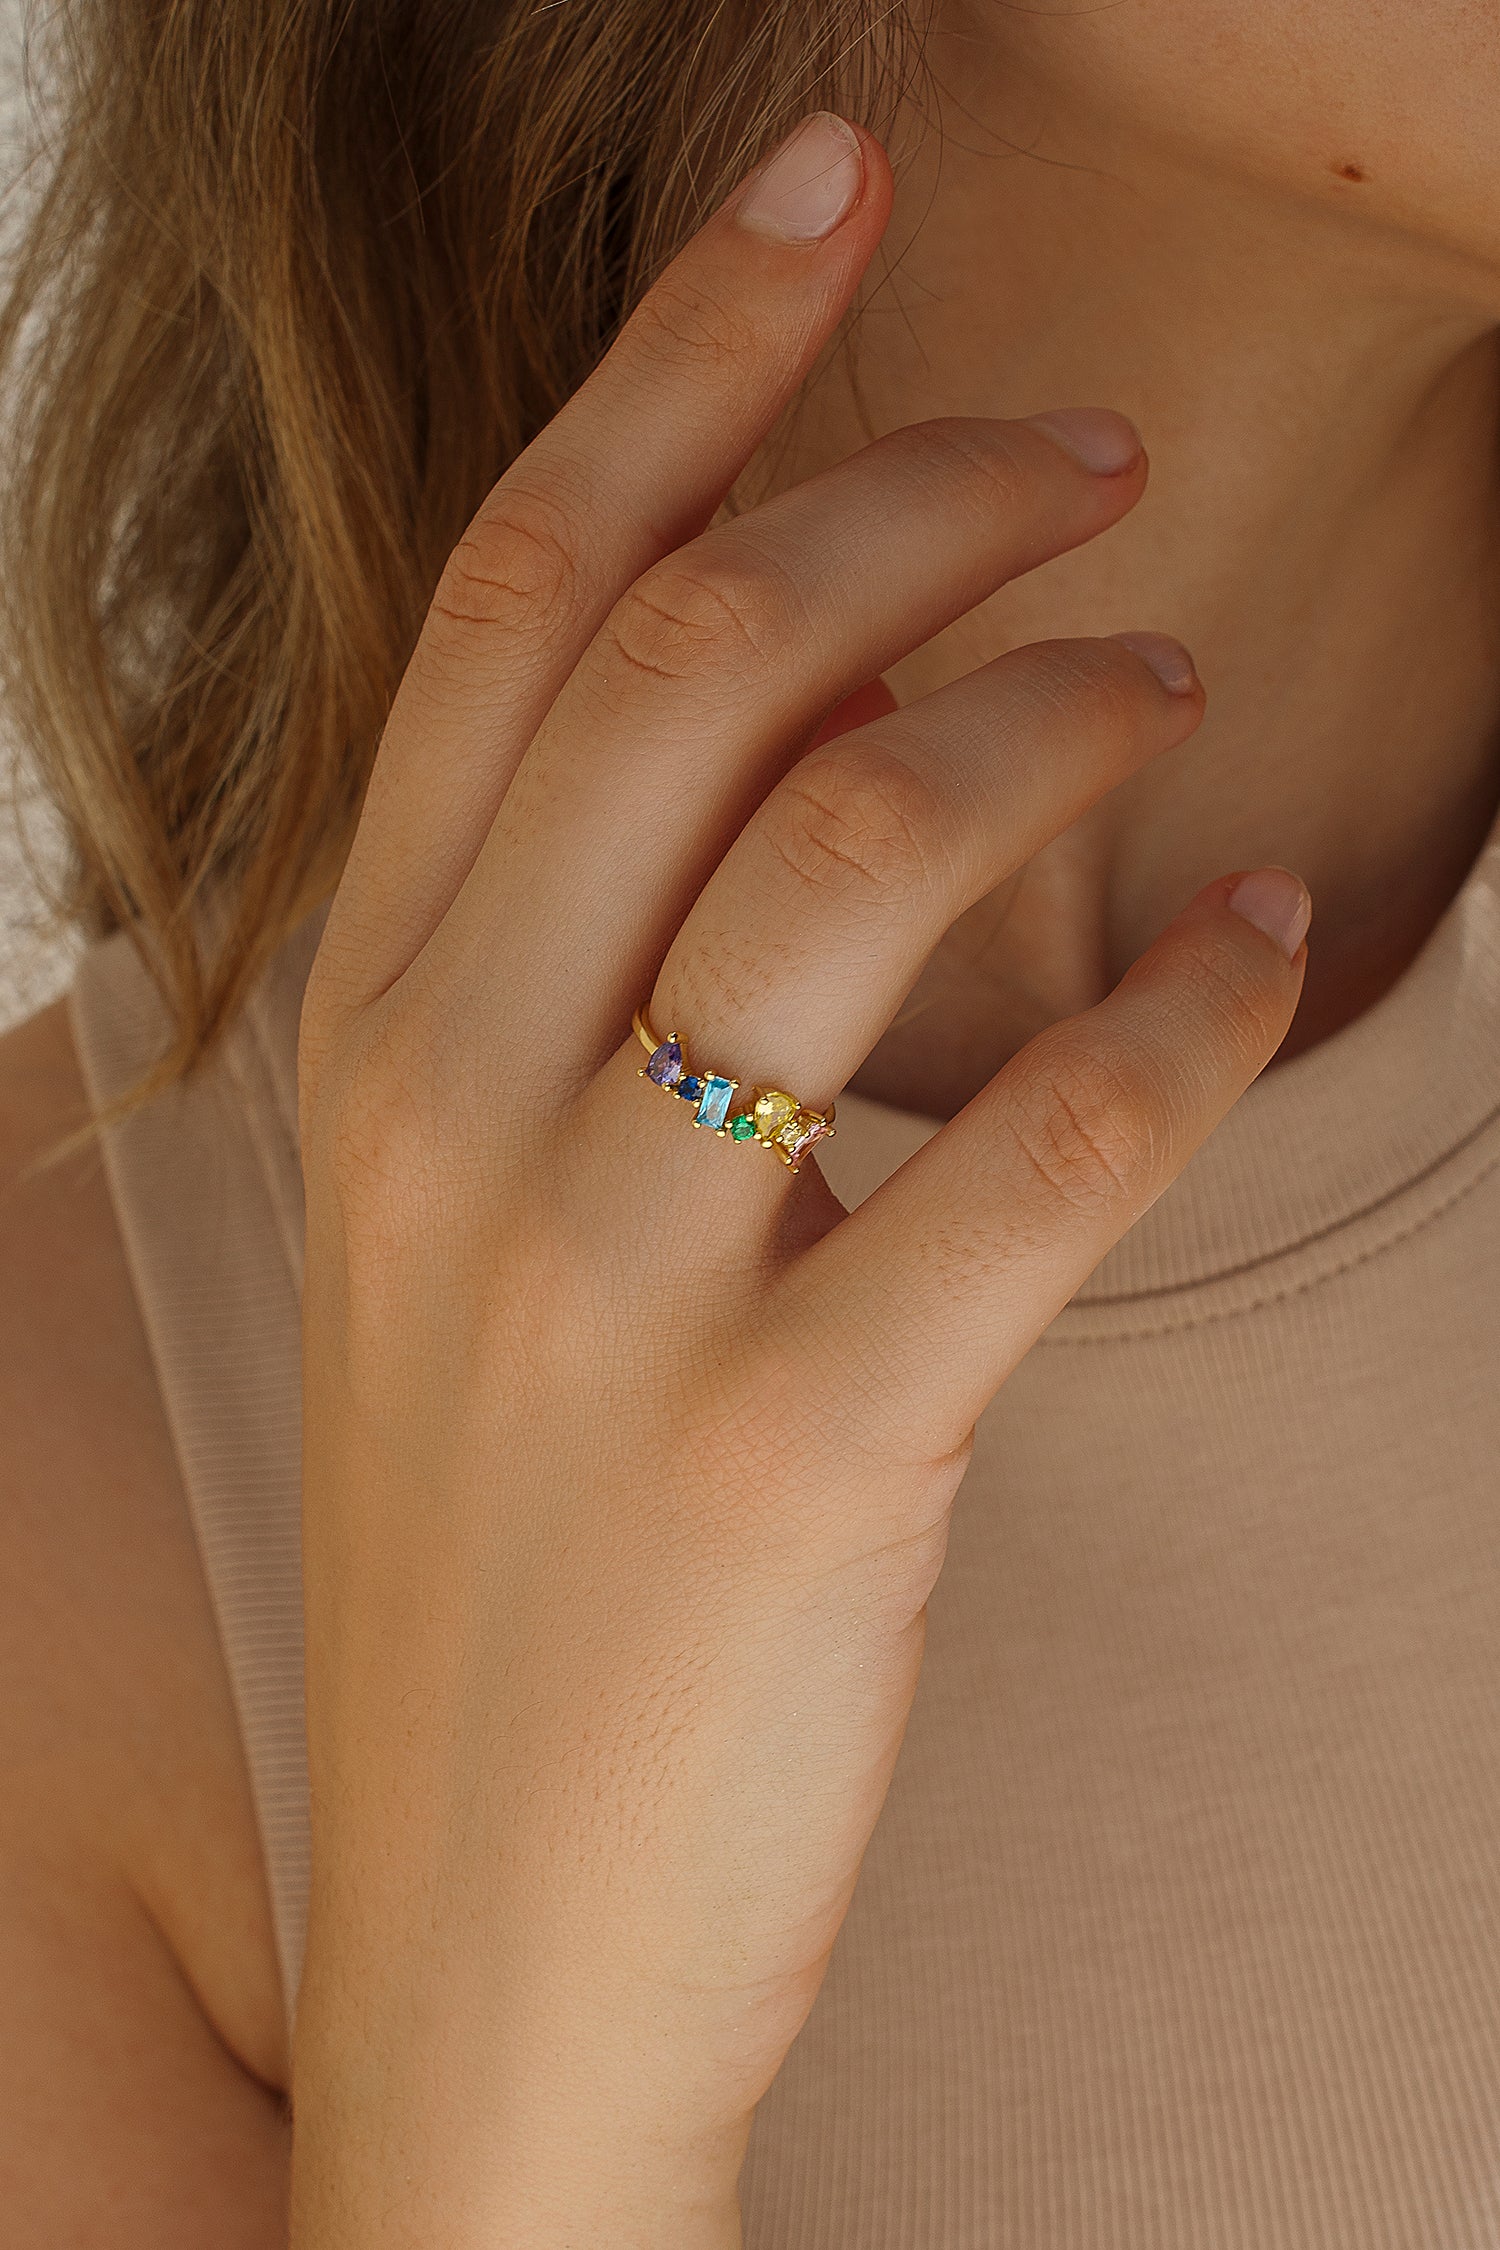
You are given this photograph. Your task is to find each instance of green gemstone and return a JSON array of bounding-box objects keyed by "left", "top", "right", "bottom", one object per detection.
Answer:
[{"left": 728, "top": 1113, "right": 757, "bottom": 1141}]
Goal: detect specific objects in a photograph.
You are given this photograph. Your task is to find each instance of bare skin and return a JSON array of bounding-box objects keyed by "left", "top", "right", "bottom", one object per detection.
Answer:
[
  {"left": 286, "top": 125, "right": 1308, "bottom": 2242},
  {"left": 770, "top": 7, "right": 1500, "bottom": 1116},
  {"left": 12, "top": 110, "right": 1308, "bottom": 2244},
  {"left": 0, "top": 1002, "right": 289, "bottom": 2241},
  {"left": 7, "top": 0, "right": 1500, "bottom": 2231}
]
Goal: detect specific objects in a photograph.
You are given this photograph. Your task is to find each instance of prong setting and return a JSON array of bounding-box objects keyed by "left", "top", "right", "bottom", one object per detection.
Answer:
[{"left": 631, "top": 1007, "right": 835, "bottom": 1170}]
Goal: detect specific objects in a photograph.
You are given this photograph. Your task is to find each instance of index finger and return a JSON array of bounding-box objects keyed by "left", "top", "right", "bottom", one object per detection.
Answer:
[{"left": 318, "top": 113, "right": 891, "bottom": 1019}]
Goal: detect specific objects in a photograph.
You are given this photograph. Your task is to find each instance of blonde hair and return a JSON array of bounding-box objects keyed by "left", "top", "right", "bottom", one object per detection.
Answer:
[{"left": 0, "top": 0, "right": 927, "bottom": 1093}]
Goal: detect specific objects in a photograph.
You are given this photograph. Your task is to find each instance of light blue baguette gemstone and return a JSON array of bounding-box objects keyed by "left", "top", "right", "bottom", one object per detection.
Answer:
[{"left": 696, "top": 1074, "right": 736, "bottom": 1131}]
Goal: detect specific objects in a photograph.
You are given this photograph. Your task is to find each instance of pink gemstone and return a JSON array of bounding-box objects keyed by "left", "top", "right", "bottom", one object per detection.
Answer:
[{"left": 781, "top": 1112, "right": 832, "bottom": 1163}]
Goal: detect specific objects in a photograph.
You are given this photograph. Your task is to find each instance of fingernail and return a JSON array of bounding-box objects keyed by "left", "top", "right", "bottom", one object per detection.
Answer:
[
  {"left": 1112, "top": 630, "right": 1200, "bottom": 696},
  {"left": 1022, "top": 407, "right": 1142, "bottom": 476},
  {"left": 1227, "top": 866, "right": 1313, "bottom": 960},
  {"left": 736, "top": 114, "right": 864, "bottom": 243}
]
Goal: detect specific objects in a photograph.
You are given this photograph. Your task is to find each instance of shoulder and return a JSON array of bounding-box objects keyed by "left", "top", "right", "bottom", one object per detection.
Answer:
[{"left": 0, "top": 995, "right": 288, "bottom": 2091}]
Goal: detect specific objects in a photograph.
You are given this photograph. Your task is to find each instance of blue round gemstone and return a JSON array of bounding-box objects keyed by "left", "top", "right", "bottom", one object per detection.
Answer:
[{"left": 678, "top": 1075, "right": 703, "bottom": 1102}]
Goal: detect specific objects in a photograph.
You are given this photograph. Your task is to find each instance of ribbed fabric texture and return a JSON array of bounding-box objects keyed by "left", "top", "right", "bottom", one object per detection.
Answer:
[
  {"left": 68, "top": 811, "right": 1500, "bottom": 2244},
  {"left": 68, "top": 915, "right": 321, "bottom": 2009}
]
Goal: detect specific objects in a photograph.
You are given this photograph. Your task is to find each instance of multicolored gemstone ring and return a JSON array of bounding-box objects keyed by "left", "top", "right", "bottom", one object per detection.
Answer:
[{"left": 631, "top": 1006, "right": 836, "bottom": 1174}]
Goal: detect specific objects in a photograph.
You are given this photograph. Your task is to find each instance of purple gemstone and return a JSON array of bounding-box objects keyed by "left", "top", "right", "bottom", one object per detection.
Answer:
[{"left": 646, "top": 1036, "right": 683, "bottom": 1088}]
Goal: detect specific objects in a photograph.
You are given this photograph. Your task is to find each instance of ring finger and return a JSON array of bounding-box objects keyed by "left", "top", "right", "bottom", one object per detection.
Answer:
[{"left": 606, "top": 627, "right": 1204, "bottom": 1170}]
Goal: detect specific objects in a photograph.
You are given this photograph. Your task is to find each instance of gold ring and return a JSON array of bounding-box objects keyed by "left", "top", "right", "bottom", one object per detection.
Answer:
[{"left": 632, "top": 1006, "right": 836, "bottom": 1173}]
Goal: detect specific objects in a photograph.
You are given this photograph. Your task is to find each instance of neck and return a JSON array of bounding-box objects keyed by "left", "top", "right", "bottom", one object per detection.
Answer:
[{"left": 762, "top": 67, "right": 1500, "bottom": 1117}]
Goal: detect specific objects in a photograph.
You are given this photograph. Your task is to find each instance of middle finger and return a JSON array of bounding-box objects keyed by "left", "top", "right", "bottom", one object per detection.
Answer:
[{"left": 632, "top": 627, "right": 1205, "bottom": 1162}]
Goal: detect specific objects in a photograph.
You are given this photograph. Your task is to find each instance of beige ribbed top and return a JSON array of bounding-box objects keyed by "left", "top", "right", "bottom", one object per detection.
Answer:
[{"left": 70, "top": 809, "right": 1500, "bottom": 2247}]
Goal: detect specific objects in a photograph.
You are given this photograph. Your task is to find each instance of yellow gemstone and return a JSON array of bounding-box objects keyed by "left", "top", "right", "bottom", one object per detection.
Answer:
[{"left": 752, "top": 1088, "right": 800, "bottom": 1139}]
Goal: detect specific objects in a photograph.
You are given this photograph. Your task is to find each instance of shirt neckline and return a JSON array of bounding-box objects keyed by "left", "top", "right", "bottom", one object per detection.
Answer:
[{"left": 828, "top": 794, "right": 1500, "bottom": 1306}]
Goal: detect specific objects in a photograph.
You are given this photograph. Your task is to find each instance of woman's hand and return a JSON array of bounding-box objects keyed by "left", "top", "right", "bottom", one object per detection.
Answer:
[{"left": 292, "top": 112, "right": 1309, "bottom": 2248}]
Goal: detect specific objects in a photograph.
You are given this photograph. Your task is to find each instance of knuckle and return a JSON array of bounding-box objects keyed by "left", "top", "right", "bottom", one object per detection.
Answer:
[
  {"left": 667, "top": 928, "right": 785, "bottom": 1033},
  {"left": 1070, "top": 636, "right": 1157, "bottom": 723},
  {"left": 636, "top": 269, "right": 761, "bottom": 376},
  {"left": 763, "top": 743, "right": 944, "bottom": 908},
  {"left": 1173, "top": 925, "right": 1285, "bottom": 1051},
  {"left": 1003, "top": 1039, "right": 1160, "bottom": 1221},
  {"left": 599, "top": 551, "right": 794, "bottom": 688},
  {"left": 1014, "top": 637, "right": 1148, "bottom": 737},
  {"left": 310, "top": 1057, "right": 434, "bottom": 1245},
  {"left": 303, "top": 1000, "right": 468, "bottom": 1241},
  {"left": 428, "top": 482, "right": 579, "bottom": 647},
  {"left": 877, "top": 416, "right": 1030, "bottom": 521}
]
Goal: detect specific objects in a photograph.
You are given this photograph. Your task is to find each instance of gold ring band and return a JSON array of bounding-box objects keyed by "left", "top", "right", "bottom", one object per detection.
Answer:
[{"left": 632, "top": 1005, "right": 836, "bottom": 1173}]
